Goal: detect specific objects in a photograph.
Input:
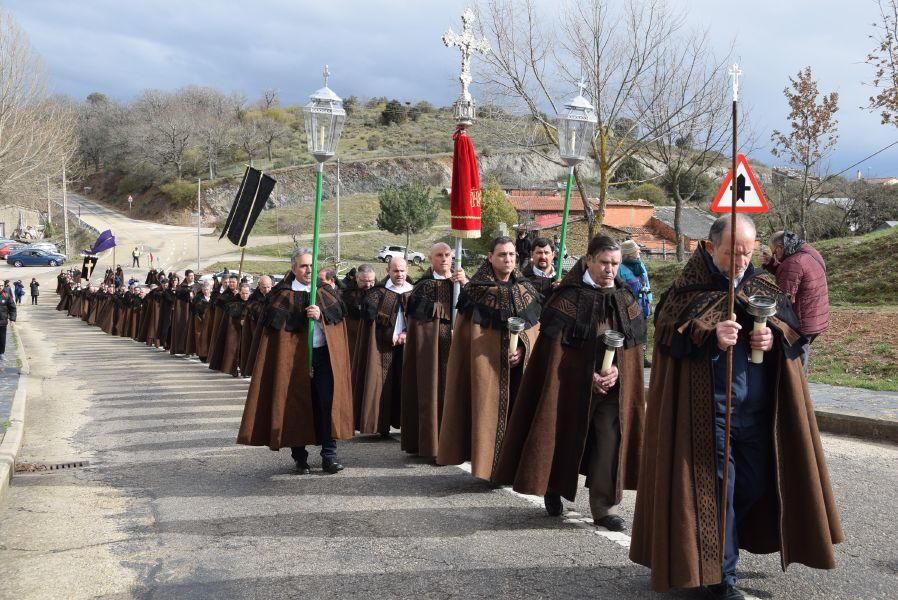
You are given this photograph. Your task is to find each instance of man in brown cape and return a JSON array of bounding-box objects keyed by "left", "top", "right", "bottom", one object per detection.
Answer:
[
  {"left": 629, "top": 214, "right": 843, "bottom": 599},
  {"left": 191, "top": 279, "right": 214, "bottom": 362},
  {"left": 437, "top": 236, "right": 541, "bottom": 481},
  {"left": 494, "top": 235, "right": 645, "bottom": 532},
  {"left": 343, "top": 265, "right": 377, "bottom": 364},
  {"left": 169, "top": 270, "right": 196, "bottom": 355},
  {"left": 400, "top": 242, "right": 467, "bottom": 458},
  {"left": 353, "top": 256, "right": 414, "bottom": 436},
  {"left": 215, "top": 282, "right": 250, "bottom": 377},
  {"left": 239, "top": 275, "right": 272, "bottom": 377},
  {"left": 521, "top": 236, "right": 559, "bottom": 299},
  {"left": 207, "top": 275, "right": 239, "bottom": 371},
  {"left": 237, "top": 248, "right": 353, "bottom": 475}
]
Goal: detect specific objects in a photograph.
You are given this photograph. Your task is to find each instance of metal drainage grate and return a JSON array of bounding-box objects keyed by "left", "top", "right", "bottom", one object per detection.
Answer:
[{"left": 15, "top": 461, "right": 90, "bottom": 473}]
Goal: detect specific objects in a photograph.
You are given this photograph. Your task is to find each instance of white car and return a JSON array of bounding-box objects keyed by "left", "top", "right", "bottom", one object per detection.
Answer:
[{"left": 376, "top": 245, "right": 425, "bottom": 264}]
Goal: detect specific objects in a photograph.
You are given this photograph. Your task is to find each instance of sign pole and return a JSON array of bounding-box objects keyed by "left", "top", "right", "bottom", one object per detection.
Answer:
[{"left": 719, "top": 62, "right": 742, "bottom": 568}]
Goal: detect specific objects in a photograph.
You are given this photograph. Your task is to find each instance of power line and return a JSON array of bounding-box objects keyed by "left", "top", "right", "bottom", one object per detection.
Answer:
[{"left": 832, "top": 139, "right": 898, "bottom": 179}]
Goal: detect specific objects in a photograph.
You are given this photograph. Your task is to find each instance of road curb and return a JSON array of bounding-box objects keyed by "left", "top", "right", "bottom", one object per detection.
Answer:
[
  {"left": 814, "top": 409, "right": 898, "bottom": 445},
  {"left": 0, "top": 327, "right": 30, "bottom": 501}
]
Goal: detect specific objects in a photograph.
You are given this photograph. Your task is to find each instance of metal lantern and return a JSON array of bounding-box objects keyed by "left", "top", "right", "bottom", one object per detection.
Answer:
[
  {"left": 303, "top": 65, "right": 346, "bottom": 163},
  {"left": 557, "top": 82, "right": 597, "bottom": 166}
]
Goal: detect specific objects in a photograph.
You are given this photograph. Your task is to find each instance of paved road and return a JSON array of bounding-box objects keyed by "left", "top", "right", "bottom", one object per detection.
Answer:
[{"left": 0, "top": 296, "right": 896, "bottom": 599}]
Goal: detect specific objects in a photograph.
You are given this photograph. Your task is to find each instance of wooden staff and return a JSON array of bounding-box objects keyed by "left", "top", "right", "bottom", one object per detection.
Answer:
[{"left": 719, "top": 63, "right": 742, "bottom": 567}]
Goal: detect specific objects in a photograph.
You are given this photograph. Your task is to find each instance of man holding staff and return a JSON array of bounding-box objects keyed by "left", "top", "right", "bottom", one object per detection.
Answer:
[{"left": 629, "top": 214, "right": 843, "bottom": 599}]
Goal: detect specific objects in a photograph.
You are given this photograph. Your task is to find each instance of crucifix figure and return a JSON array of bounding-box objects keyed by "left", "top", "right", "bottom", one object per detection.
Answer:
[
  {"left": 442, "top": 8, "right": 491, "bottom": 101},
  {"left": 728, "top": 63, "right": 743, "bottom": 102}
]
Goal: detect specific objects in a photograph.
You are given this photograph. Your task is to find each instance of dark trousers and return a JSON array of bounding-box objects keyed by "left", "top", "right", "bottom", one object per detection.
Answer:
[
  {"left": 714, "top": 419, "right": 772, "bottom": 586},
  {"left": 31, "top": 295, "right": 37, "bottom": 305},
  {"left": 14, "top": 294, "right": 22, "bottom": 304},
  {"left": 0, "top": 324, "right": 7, "bottom": 355},
  {"left": 132, "top": 257, "right": 140, "bottom": 267},
  {"left": 291, "top": 346, "right": 337, "bottom": 462}
]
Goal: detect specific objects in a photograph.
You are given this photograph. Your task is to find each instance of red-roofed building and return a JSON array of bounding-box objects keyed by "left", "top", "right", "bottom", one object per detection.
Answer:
[{"left": 507, "top": 188, "right": 713, "bottom": 257}]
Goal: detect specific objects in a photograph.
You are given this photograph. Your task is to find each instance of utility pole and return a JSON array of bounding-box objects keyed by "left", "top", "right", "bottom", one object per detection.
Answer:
[
  {"left": 46, "top": 175, "right": 52, "bottom": 225},
  {"left": 62, "top": 163, "right": 70, "bottom": 256},
  {"left": 336, "top": 157, "right": 341, "bottom": 264}
]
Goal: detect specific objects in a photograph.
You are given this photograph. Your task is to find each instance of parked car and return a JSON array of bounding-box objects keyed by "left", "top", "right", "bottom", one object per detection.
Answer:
[
  {"left": 25, "top": 242, "right": 60, "bottom": 254},
  {"left": 0, "top": 241, "right": 26, "bottom": 258},
  {"left": 6, "top": 248, "right": 66, "bottom": 267},
  {"left": 376, "top": 245, "right": 425, "bottom": 264}
]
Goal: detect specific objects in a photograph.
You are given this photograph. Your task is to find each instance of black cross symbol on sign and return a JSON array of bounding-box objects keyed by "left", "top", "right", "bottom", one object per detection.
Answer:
[{"left": 730, "top": 173, "right": 751, "bottom": 203}]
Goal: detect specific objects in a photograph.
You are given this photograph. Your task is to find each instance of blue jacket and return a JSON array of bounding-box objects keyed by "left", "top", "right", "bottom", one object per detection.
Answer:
[{"left": 618, "top": 258, "right": 653, "bottom": 318}]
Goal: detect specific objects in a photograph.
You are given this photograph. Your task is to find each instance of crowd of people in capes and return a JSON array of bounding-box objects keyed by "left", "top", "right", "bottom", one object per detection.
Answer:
[{"left": 52, "top": 217, "right": 836, "bottom": 600}]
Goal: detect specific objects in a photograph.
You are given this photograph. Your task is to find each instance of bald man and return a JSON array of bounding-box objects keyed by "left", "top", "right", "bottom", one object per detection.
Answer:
[
  {"left": 630, "top": 214, "right": 843, "bottom": 598},
  {"left": 400, "top": 243, "right": 466, "bottom": 458},
  {"left": 354, "top": 256, "right": 414, "bottom": 436}
]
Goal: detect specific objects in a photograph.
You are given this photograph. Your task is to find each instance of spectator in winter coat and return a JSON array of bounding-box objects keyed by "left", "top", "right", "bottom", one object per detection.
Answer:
[
  {"left": 13, "top": 280, "right": 25, "bottom": 304},
  {"left": 0, "top": 283, "right": 15, "bottom": 362},
  {"left": 29, "top": 278, "right": 40, "bottom": 305},
  {"left": 618, "top": 239, "right": 654, "bottom": 367},
  {"left": 764, "top": 230, "right": 829, "bottom": 370}
]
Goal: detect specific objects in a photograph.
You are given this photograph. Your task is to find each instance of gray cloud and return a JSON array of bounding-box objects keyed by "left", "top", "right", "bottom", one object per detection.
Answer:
[{"left": 5, "top": 0, "right": 897, "bottom": 175}]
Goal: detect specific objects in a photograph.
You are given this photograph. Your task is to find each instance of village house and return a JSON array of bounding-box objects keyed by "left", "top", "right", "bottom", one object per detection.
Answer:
[{"left": 506, "top": 188, "right": 715, "bottom": 257}]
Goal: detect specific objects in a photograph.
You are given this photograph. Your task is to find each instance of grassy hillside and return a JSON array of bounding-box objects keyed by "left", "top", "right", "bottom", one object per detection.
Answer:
[{"left": 815, "top": 226, "right": 898, "bottom": 305}]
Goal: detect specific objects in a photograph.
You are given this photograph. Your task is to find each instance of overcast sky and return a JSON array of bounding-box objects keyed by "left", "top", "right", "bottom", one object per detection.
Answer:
[{"left": 5, "top": 0, "right": 897, "bottom": 176}]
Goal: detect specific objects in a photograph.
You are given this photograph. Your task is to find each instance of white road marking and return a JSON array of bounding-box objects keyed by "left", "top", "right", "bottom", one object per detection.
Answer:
[{"left": 454, "top": 462, "right": 632, "bottom": 548}]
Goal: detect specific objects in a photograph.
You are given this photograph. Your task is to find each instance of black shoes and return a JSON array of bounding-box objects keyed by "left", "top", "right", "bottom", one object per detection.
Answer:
[
  {"left": 544, "top": 493, "right": 563, "bottom": 516},
  {"left": 707, "top": 583, "right": 746, "bottom": 600},
  {"left": 322, "top": 459, "right": 344, "bottom": 474},
  {"left": 295, "top": 461, "right": 311, "bottom": 475},
  {"left": 594, "top": 514, "right": 627, "bottom": 532}
]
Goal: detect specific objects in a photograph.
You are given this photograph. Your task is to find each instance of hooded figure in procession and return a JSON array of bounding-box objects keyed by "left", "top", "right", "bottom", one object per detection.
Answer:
[{"left": 629, "top": 214, "right": 843, "bottom": 599}]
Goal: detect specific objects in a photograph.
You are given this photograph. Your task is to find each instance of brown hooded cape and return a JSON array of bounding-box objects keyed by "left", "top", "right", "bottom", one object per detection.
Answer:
[
  {"left": 237, "top": 272, "right": 353, "bottom": 449},
  {"left": 207, "top": 288, "right": 239, "bottom": 372},
  {"left": 239, "top": 288, "right": 267, "bottom": 377},
  {"left": 436, "top": 261, "right": 541, "bottom": 480},
  {"left": 494, "top": 259, "right": 646, "bottom": 502},
  {"left": 169, "top": 283, "right": 194, "bottom": 354},
  {"left": 629, "top": 243, "right": 844, "bottom": 591},
  {"left": 191, "top": 293, "right": 213, "bottom": 361},
  {"left": 353, "top": 281, "right": 413, "bottom": 434},
  {"left": 399, "top": 270, "right": 454, "bottom": 458}
]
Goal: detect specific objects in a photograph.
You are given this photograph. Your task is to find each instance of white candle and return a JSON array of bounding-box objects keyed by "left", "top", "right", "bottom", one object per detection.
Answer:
[{"left": 751, "top": 320, "right": 766, "bottom": 364}]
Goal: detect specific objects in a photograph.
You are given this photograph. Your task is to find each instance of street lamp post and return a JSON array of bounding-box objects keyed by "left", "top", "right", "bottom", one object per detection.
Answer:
[
  {"left": 302, "top": 65, "right": 346, "bottom": 363},
  {"left": 554, "top": 80, "right": 597, "bottom": 279}
]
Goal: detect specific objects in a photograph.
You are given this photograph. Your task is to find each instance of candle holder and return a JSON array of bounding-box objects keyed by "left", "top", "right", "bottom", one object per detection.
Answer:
[
  {"left": 601, "top": 330, "right": 625, "bottom": 372},
  {"left": 507, "top": 316, "right": 526, "bottom": 355},
  {"left": 745, "top": 295, "right": 777, "bottom": 364}
]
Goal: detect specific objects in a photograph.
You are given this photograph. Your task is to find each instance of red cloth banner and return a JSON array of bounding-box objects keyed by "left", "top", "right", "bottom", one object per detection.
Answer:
[{"left": 450, "top": 126, "right": 482, "bottom": 239}]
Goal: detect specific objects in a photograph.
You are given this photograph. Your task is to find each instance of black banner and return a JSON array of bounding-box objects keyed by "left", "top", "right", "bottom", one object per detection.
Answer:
[
  {"left": 219, "top": 167, "right": 276, "bottom": 247},
  {"left": 81, "top": 255, "right": 98, "bottom": 280}
]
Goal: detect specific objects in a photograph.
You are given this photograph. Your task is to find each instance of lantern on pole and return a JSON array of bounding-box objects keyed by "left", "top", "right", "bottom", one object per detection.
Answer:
[
  {"left": 302, "top": 65, "right": 346, "bottom": 363},
  {"left": 554, "top": 80, "right": 597, "bottom": 279}
]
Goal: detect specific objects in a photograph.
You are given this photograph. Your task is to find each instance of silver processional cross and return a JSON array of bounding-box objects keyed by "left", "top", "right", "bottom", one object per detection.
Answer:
[{"left": 442, "top": 8, "right": 491, "bottom": 101}]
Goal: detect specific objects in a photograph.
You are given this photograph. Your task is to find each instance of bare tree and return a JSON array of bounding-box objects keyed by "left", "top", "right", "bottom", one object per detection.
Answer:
[
  {"left": 260, "top": 88, "right": 279, "bottom": 109},
  {"left": 133, "top": 90, "right": 193, "bottom": 180},
  {"left": 637, "top": 34, "right": 732, "bottom": 259},
  {"left": 770, "top": 66, "right": 839, "bottom": 239},
  {"left": 0, "top": 9, "right": 77, "bottom": 205},
  {"left": 235, "top": 119, "right": 263, "bottom": 166},
  {"left": 866, "top": 0, "right": 898, "bottom": 126},
  {"left": 477, "top": 0, "right": 715, "bottom": 236},
  {"left": 181, "top": 86, "right": 234, "bottom": 179},
  {"left": 255, "top": 114, "right": 291, "bottom": 162}
]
